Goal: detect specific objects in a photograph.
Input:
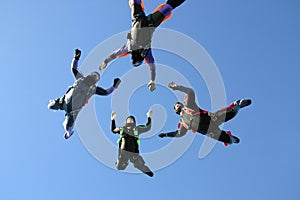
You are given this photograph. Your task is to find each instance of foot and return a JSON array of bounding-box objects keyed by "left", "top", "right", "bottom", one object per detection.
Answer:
[
  {"left": 234, "top": 99, "right": 252, "bottom": 109},
  {"left": 230, "top": 135, "right": 240, "bottom": 144},
  {"left": 47, "top": 99, "right": 60, "bottom": 110},
  {"left": 224, "top": 131, "right": 240, "bottom": 146},
  {"left": 64, "top": 129, "right": 74, "bottom": 140},
  {"left": 144, "top": 171, "right": 154, "bottom": 177}
]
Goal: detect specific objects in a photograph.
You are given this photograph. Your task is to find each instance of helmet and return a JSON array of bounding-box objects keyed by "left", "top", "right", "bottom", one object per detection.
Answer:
[
  {"left": 174, "top": 102, "right": 184, "bottom": 115},
  {"left": 85, "top": 72, "right": 100, "bottom": 85},
  {"left": 131, "top": 50, "right": 144, "bottom": 67},
  {"left": 125, "top": 115, "right": 136, "bottom": 127}
]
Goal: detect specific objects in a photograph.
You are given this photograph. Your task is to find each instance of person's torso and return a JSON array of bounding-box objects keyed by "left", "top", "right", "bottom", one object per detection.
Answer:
[
  {"left": 130, "top": 17, "right": 155, "bottom": 50},
  {"left": 64, "top": 78, "right": 96, "bottom": 111},
  {"left": 119, "top": 127, "right": 140, "bottom": 153},
  {"left": 181, "top": 106, "right": 211, "bottom": 132}
]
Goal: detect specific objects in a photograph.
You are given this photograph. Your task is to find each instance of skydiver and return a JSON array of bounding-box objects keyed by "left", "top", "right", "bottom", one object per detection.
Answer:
[
  {"left": 111, "top": 110, "right": 154, "bottom": 177},
  {"left": 99, "top": 0, "right": 186, "bottom": 91},
  {"left": 158, "top": 82, "right": 252, "bottom": 146},
  {"left": 48, "top": 49, "right": 121, "bottom": 139}
]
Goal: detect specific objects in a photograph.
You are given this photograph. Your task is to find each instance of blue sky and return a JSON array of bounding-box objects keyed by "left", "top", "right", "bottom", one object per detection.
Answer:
[{"left": 1, "top": 0, "right": 300, "bottom": 199}]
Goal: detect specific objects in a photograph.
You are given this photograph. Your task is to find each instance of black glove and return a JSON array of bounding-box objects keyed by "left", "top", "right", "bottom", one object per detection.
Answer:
[
  {"left": 113, "top": 78, "right": 121, "bottom": 88},
  {"left": 74, "top": 49, "right": 81, "bottom": 60},
  {"left": 158, "top": 133, "right": 167, "bottom": 138}
]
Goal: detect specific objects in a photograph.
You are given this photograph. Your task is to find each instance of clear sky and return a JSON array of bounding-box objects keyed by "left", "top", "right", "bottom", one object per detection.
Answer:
[{"left": 1, "top": 0, "right": 300, "bottom": 199}]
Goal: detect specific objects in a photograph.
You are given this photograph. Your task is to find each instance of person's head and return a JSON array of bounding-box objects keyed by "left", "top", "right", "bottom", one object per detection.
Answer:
[
  {"left": 174, "top": 102, "right": 184, "bottom": 115},
  {"left": 85, "top": 72, "right": 100, "bottom": 85},
  {"left": 131, "top": 50, "right": 144, "bottom": 67},
  {"left": 125, "top": 115, "right": 136, "bottom": 128}
]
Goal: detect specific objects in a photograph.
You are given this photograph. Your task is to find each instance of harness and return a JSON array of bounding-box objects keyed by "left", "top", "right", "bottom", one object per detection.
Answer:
[
  {"left": 117, "top": 128, "right": 140, "bottom": 146},
  {"left": 128, "top": 12, "right": 154, "bottom": 54},
  {"left": 64, "top": 77, "right": 96, "bottom": 112},
  {"left": 179, "top": 106, "right": 207, "bottom": 133}
]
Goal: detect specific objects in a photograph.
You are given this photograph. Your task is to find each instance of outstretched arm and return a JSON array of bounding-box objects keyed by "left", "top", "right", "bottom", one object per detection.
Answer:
[
  {"left": 168, "top": 82, "right": 197, "bottom": 108},
  {"left": 95, "top": 78, "right": 121, "bottom": 96},
  {"left": 99, "top": 44, "right": 129, "bottom": 70},
  {"left": 145, "top": 50, "right": 156, "bottom": 91},
  {"left": 137, "top": 117, "right": 151, "bottom": 134},
  {"left": 159, "top": 121, "right": 188, "bottom": 138},
  {"left": 71, "top": 49, "right": 84, "bottom": 79},
  {"left": 137, "top": 109, "right": 153, "bottom": 134},
  {"left": 111, "top": 112, "right": 121, "bottom": 134}
]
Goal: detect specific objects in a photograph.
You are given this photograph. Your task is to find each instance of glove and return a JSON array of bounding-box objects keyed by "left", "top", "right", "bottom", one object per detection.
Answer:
[
  {"left": 147, "top": 109, "right": 153, "bottom": 118},
  {"left": 113, "top": 78, "right": 121, "bottom": 88},
  {"left": 74, "top": 49, "right": 81, "bottom": 60},
  {"left": 148, "top": 80, "right": 156, "bottom": 92},
  {"left": 158, "top": 133, "right": 167, "bottom": 138},
  {"left": 99, "top": 61, "right": 107, "bottom": 70},
  {"left": 168, "top": 81, "right": 178, "bottom": 90},
  {"left": 111, "top": 111, "right": 116, "bottom": 120}
]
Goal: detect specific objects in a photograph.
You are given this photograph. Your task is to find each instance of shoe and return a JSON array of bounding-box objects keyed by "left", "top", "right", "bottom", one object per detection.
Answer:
[
  {"left": 64, "top": 129, "right": 74, "bottom": 140},
  {"left": 144, "top": 171, "right": 154, "bottom": 177},
  {"left": 230, "top": 135, "right": 240, "bottom": 144},
  {"left": 235, "top": 99, "right": 252, "bottom": 109},
  {"left": 224, "top": 131, "right": 240, "bottom": 146},
  {"left": 48, "top": 99, "right": 60, "bottom": 110}
]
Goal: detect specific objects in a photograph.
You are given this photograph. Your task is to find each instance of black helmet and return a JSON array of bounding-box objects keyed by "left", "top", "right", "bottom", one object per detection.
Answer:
[
  {"left": 125, "top": 115, "right": 136, "bottom": 128},
  {"left": 131, "top": 50, "right": 144, "bottom": 67},
  {"left": 85, "top": 72, "right": 100, "bottom": 85},
  {"left": 174, "top": 102, "right": 184, "bottom": 115}
]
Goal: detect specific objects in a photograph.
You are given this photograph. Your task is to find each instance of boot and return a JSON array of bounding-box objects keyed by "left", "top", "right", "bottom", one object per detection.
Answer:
[
  {"left": 166, "top": 0, "right": 185, "bottom": 9},
  {"left": 235, "top": 99, "right": 252, "bottom": 109}
]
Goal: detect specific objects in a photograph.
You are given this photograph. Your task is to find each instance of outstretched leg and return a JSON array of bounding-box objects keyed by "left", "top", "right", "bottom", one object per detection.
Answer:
[
  {"left": 129, "top": 0, "right": 145, "bottom": 19},
  {"left": 150, "top": 0, "right": 185, "bottom": 27},
  {"left": 62, "top": 110, "right": 79, "bottom": 139},
  {"left": 206, "top": 128, "right": 240, "bottom": 146},
  {"left": 212, "top": 99, "right": 252, "bottom": 124},
  {"left": 130, "top": 153, "right": 153, "bottom": 177}
]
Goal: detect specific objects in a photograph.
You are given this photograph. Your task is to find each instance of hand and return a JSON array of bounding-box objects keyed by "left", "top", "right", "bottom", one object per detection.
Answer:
[
  {"left": 99, "top": 61, "right": 107, "bottom": 70},
  {"left": 111, "top": 111, "right": 116, "bottom": 120},
  {"left": 147, "top": 109, "right": 153, "bottom": 118},
  {"left": 113, "top": 78, "right": 121, "bottom": 88},
  {"left": 148, "top": 80, "right": 156, "bottom": 92},
  {"left": 168, "top": 82, "right": 178, "bottom": 90},
  {"left": 74, "top": 49, "right": 81, "bottom": 60},
  {"left": 158, "top": 133, "right": 167, "bottom": 138}
]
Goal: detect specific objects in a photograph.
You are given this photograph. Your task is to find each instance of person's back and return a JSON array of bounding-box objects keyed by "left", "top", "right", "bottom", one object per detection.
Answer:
[{"left": 64, "top": 77, "right": 96, "bottom": 112}]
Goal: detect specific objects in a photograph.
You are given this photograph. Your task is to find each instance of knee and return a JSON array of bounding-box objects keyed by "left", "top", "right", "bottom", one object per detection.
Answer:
[
  {"left": 132, "top": 156, "right": 145, "bottom": 169},
  {"left": 115, "top": 161, "right": 128, "bottom": 170}
]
